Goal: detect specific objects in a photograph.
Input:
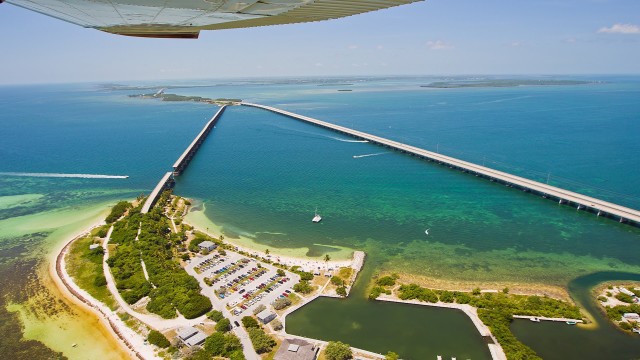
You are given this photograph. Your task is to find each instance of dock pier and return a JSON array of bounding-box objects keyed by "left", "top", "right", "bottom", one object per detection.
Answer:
[
  {"left": 172, "top": 105, "right": 226, "bottom": 176},
  {"left": 242, "top": 102, "right": 640, "bottom": 227}
]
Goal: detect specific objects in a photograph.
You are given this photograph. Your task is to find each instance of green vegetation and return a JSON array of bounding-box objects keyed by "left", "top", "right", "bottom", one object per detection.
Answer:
[
  {"left": 66, "top": 235, "right": 116, "bottom": 309},
  {"left": 242, "top": 316, "right": 259, "bottom": 329},
  {"left": 207, "top": 310, "right": 224, "bottom": 322},
  {"left": 215, "top": 318, "right": 231, "bottom": 332},
  {"left": 293, "top": 280, "right": 313, "bottom": 294},
  {"left": 324, "top": 341, "right": 352, "bottom": 360},
  {"left": 375, "top": 276, "right": 396, "bottom": 287},
  {"left": 271, "top": 319, "right": 283, "bottom": 331},
  {"left": 272, "top": 297, "right": 292, "bottom": 310},
  {"left": 385, "top": 351, "right": 399, "bottom": 360},
  {"left": 253, "top": 304, "right": 266, "bottom": 315},
  {"left": 107, "top": 192, "right": 212, "bottom": 318},
  {"left": 331, "top": 276, "right": 344, "bottom": 286},
  {"left": 396, "top": 284, "right": 582, "bottom": 360},
  {"left": 336, "top": 286, "right": 347, "bottom": 297},
  {"left": 247, "top": 327, "right": 276, "bottom": 354},
  {"left": 147, "top": 330, "right": 170, "bottom": 348},
  {"left": 604, "top": 303, "right": 640, "bottom": 332},
  {"left": 106, "top": 201, "right": 131, "bottom": 223},
  {"left": 202, "top": 332, "right": 244, "bottom": 359},
  {"left": 614, "top": 292, "right": 635, "bottom": 303},
  {"left": 129, "top": 93, "right": 242, "bottom": 105}
]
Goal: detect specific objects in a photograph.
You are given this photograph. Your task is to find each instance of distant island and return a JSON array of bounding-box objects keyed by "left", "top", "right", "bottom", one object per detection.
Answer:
[
  {"left": 129, "top": 91, "right": 242, "bottom": 106},
  {"left": 422, "top": 79, "right": 595, "bottom": 88}
]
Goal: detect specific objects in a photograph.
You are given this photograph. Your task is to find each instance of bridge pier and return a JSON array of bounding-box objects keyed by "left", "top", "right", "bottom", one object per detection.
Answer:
[{"left": 241, "top": 102, "right": 640, "bottom": 228}]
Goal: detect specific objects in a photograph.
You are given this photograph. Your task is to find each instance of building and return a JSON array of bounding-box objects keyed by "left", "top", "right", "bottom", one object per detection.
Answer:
[
  {"left": 177, "top": 326, "right": 207, "bottom": 348},
  {"left": 274, "top": 338, "right": 317, "bottom": 360},
  {"left": 256, "top": 309, "right": 277, "bottom": 324},
  {"left": 89, "top": 244, "right": 101, "bottom": 250},
  {"left": 619, "top": 287, "right": 636, "bottom": 297},
  {"left": 623, "top": 313, "right": 640, "bottom": 321},
  {"left": 198, "top": 240, "right": 217, "bottom": 252},
  {"left": 184, "top": 331, "right": 207, "bottom": 347}
]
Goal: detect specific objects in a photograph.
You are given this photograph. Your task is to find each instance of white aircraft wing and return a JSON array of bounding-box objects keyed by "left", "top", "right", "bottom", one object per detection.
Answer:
[{"left": 5, "top": 0, "right": 423, "bottom": 38}]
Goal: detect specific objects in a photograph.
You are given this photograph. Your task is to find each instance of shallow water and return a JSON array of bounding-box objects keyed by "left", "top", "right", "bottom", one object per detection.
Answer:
[{"left": 1, "top": 77, "right": 640, "bottom": 358}]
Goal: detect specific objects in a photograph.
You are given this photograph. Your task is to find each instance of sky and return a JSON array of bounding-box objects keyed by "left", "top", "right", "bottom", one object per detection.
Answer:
[{"left": 0, "top": 0, "right": 639, "bottom": 84}]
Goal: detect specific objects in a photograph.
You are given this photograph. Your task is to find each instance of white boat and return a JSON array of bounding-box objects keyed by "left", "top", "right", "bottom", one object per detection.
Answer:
[
  {"left": 530, "top": 317, "right": 541, "bottom": 322},
  {"left": 312, "top": 208, "right": 322, "bottom": 223}
]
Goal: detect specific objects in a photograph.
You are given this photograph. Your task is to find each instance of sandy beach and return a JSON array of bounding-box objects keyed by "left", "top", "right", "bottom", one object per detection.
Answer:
[{"left": 50, "top": 219, "right": 157, "bottom": 360}]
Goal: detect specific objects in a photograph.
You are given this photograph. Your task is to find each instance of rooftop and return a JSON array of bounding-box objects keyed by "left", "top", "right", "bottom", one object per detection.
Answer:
[{"left": 274, "top": 338, "right": 317, "bottom": 360}]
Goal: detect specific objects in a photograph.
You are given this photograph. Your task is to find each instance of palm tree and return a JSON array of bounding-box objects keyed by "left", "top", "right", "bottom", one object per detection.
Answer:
[
  {"left": 324, "top": 254, "right": 331, "bottom": 263},
  {"left": 265, "top": 248, "right": 270, "bottom": 256}
]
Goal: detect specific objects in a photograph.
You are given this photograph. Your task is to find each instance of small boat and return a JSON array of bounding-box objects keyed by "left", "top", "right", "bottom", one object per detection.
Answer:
[
  {"left": 72, "top": 343, "right": 78, "bottom": 348},
  {"left": 530, "top": 317, "right": 541, "bottom": 322},
  {"left": 312, "top": 208, "right": 322, "bottom": 223},
  {"left": 566, "top": 320, "right": 577, "bottom": 325}
]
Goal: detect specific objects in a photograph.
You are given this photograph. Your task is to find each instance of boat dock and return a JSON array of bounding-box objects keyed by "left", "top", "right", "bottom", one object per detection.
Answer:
[
  {"left": 513, "top": 315, "right": 584, "bottom": 324},
  {"left": 141, "top": 172, "right": 174, "bottom": 214},
  {"left": 241, "top": 102, "right": 640, "bottom": 227},
  {"left": 172, "top": 105, "right": 226, "bottom": 176}
]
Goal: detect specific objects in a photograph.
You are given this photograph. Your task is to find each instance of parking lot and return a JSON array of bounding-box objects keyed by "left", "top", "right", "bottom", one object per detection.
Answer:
[{"left": 186, "top": 250, "right": 300, "bottom": 321}]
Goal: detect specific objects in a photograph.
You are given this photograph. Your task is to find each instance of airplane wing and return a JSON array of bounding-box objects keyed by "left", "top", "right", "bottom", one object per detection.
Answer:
[{"left": 5, "top": 0, "right": 423, "bottom": 38}]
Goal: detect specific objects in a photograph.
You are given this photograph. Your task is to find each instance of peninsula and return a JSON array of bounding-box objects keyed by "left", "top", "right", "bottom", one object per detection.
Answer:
[
  {"left": 129, "top": 92, "right": 241, "bottom": 106},
  {"left": 421, "top": 79, "right": 594, "bottom": 88}
]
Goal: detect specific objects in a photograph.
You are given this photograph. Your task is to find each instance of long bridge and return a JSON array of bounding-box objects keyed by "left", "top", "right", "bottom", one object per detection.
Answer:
[
  {"left": 242, "top": 102, "right": 640, "bottom": 227},
  {"left": 142, "top": 105, "right": 226, "bottom": 213},
  {"left": 173, "top": 105, "right": 227, "bottom": 176}
]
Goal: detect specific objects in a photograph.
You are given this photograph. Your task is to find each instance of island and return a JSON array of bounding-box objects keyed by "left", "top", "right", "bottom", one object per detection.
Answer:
[
  {"left": 421, "top": 79, "right": 595, "bottom": 88},
  {"left": 595, "top": 283, "right": 640, "bottom": 334},
  {"left": 129, "top": 91, "right": 242, "bottom": 106}
]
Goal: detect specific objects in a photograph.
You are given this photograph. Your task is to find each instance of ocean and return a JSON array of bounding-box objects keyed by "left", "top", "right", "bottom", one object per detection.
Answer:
[{"left": 1, "top": 76, "right": 639, "bottom": 359}]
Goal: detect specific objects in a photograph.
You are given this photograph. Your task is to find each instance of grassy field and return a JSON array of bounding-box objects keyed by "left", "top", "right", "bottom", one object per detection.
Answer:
[{"left": 66, "top": 235, "right": 117, "bottom": 310}]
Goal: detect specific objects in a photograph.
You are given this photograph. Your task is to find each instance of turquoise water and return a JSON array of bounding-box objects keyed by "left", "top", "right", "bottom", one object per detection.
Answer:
[{"left": 1, "top": 77, "right": 640, "bottom": 358}]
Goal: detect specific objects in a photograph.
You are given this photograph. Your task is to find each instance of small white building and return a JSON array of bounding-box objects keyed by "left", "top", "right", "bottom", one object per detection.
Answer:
[
  {"left": 177, "top": 326, "right": 199, "bottom": 342},
  {"left": 198, "top": 240, "right": 217, "bottom": 252},
  {"left": 184, "top": 331, "right": 207, "bottom": 347},
  {"left": 89, "top": 244, "right": 101, "bottom": 250},
  {"left": 620, "top": 287, "right": 636, "bottom": 297},
  {"left": 623, "top": 313, "right": 640, "bottom": 321},
  {"left": 256, "top": 309, "right": 277, "bottom": 324}
]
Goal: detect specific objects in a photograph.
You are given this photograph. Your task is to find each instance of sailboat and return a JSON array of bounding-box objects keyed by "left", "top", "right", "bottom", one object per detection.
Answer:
[{"left": 312, "top": 208, "right": 322, "bottom": 223}]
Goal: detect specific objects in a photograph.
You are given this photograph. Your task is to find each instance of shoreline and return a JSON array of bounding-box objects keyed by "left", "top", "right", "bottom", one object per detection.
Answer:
[
  {"left": 385, "top": 271, "right": 574, "bottom": 303},
  {"left": 183, "top": 206, "right": 356, "bottom": 271},
  {"left": 376, "top": 295, "right": 507, "bottom": 360},
  {"left": 50, "top": 219, "right": 154, "bottom": 360}
]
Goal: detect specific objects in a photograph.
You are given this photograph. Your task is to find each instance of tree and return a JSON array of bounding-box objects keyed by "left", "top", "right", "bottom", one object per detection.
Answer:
[
  {"left": 331, "top": 276, "right": 344, "bottom": 286},
  {"left": 324, "top": 254, "right": 331, "bottom": 263},
  {"left": 223, "top": 333, "right": 243, "bottom": 353},
  {"left": 204, "top": 332, "right": 226, "bottom": 355},
  {"left": 247, "top": 328, "right": 276, "bottom": 354},
  {"left": 385, "top": 351, "right": 399, "bottom": 360},
  {"left": 215, "top": 318, "right": 231, "bottom": 332},
  {"left": 272, "top": 297, "right": 292, "bottom": 310},
  {"left": 241, "top": 316, "right": 259, "bottom": 329},
  {"left": 293, "top": 280, "right": 313, "bottom": 294},
  {"left": 271, "top": 319, "right": 283, "bottom": 331},
  {"left": 265, "top": 249, "right": 270, "bottom": 255},
  {"left": 277, "top": 269, "right": 285, "bottom": 276},
  {"left": 207, "top": 310, "right": 224, "bottom": 322},
  {"left": 336, "top": 286, "right": 347, "bottom": 297},
  {"left": 324, "top": 341, "right": 352, "bottom": 360},
  {"left": 253, "top": 304, "right": 266, "bottom": 315},
  {"left": 147, "top": 330, "right": 170, "bottom": 348}
]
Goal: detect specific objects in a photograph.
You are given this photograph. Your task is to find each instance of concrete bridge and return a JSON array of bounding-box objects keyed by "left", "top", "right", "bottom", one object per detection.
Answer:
[
  {"left": 141, "top": 171, "right": 174, "bottom": 214},
  {"left": 173, "top": 105, "right": 226, "bottom": 176},
  {"left": 242, "top": 102, "right": 640, "bottom": 227}
]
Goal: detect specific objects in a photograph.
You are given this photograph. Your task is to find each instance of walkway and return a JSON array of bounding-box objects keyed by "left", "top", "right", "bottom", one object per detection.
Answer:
[{"left": 242, "top": 102, "right": 640, "bottom": 226}]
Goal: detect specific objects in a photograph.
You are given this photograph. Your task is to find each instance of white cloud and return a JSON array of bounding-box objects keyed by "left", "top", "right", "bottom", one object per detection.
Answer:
[
  {"left": 598, "top": 23, "right": 640, "bottom": 34},
  {"left": 426, "top": 40, "right": 453, "bottom": 50},
  {"left": 348, "top": 44, "right": 359, "bottom": 50},
  {"left": 564, "top": 37, "right": 577, "bottom": 44},
  {"left": 508, "top": 41, "right": 522, "bottom": 47}
]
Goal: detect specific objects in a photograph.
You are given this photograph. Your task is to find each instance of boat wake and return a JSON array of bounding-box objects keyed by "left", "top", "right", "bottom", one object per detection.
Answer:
[
  {"left": 330, "top": 136, "right": 368, "bottom": 143},
  {"left": 0, "top": 172, "right": 129, "bottom": 179},
  {"left": 352, "top": 152, "right": 388, "bottom": 159}
]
